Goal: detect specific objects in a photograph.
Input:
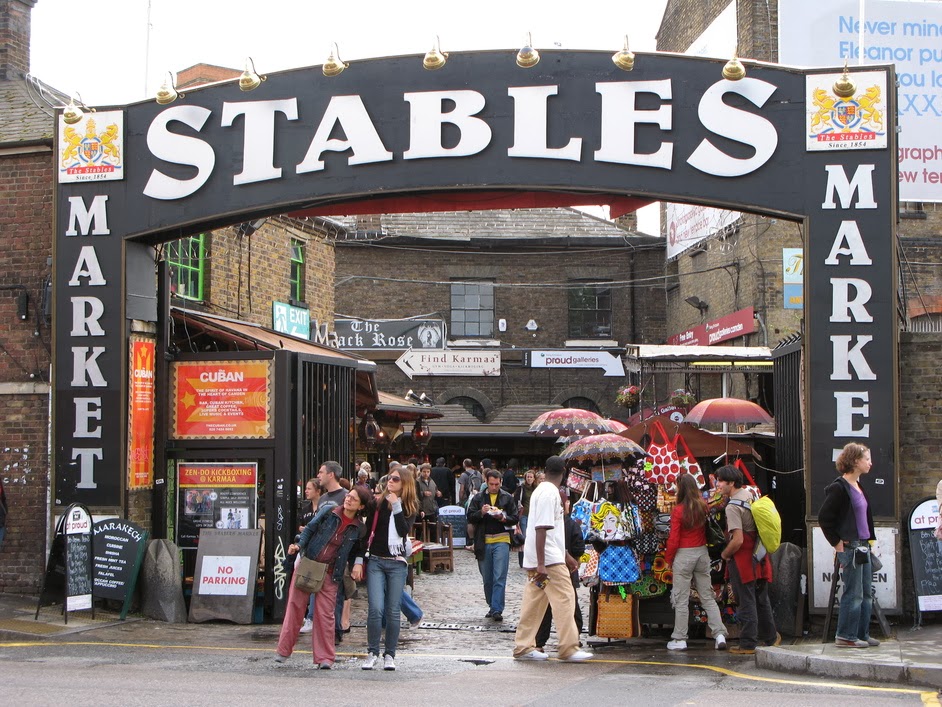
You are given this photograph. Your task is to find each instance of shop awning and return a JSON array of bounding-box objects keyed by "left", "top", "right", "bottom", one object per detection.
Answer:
[
  {"left": 171, "top": 308, "right": 379, "bottom": 407},
  {"left": 624, "top": 344, "right": 773, "bottom": 374}
]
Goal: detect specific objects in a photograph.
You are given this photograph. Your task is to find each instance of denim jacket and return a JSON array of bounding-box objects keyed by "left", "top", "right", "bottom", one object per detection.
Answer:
[{"left": 297, "top": 504, "right": 362, "bottom": 583}]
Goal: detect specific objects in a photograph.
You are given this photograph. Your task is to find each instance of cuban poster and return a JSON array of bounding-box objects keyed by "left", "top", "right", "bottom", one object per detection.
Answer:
[
  {"left": 170, "top": 359, "right": 272, "bottom": 439},
  {"left": 127, "top": 337, "right": 155, "bottom": 489},
  {"left": 176, "top": 462, "right": 257, "bottom": 551}
]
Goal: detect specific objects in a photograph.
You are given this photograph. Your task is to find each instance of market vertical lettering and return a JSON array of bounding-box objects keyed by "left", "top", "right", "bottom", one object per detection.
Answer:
[
  {"left": 823, "top": 164, "right": 877, "bottom": 450},
  {"left": 66, "top": 195, "right": 112, "bottom": 491}
]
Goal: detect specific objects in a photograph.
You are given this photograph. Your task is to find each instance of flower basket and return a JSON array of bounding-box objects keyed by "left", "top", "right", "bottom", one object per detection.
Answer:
[
  {"left": 615, "top": 385, "right": 640, "bottom": 409},
  {"left": 669, "top": 389, "right": 696, "bottom": 407}
]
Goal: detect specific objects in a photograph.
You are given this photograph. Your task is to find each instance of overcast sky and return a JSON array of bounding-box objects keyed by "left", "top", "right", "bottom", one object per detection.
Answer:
[
  {"left": 29, "top": 0, "right": 669, "bottom": 233},
  {"left": 30, "top": 0, "right": 669, "bottom": 106}
]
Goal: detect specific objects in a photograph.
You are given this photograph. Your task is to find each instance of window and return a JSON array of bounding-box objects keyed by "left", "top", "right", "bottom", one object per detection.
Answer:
[
  {"left": 450, "top": 281, "right": 494, "bottom": 337},
  {"left": 167, "top": 234, "right": 205, "bottom": 301},
  {"left": 290, "top": 238, "right": 305, "bottom": 302},
  {"left": 568, "top": 283, "right": 611, "bottom": 338},
  {"left": 562, "top": 397, "right": 600, "bottom": 414},
  {"left": 448, "top": 396, "right": 487, "bottom": 422}
]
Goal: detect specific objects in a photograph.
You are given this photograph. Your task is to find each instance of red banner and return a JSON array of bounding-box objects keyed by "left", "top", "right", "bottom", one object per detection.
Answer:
[
  {"left": 128, "top": 338, "right": 155, "bottom": 489},
  {"left": 171, "top": 360, "right": 272, "bottom": 439},
  {"left": 668, "top": 307, "right": 755, "bottom": 346}
]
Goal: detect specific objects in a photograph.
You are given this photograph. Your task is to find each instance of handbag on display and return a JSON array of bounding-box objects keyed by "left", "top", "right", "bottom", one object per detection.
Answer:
[
  {"left": 566, "top": 467, "right": 592, "bottom": 493},
  {"left": 634, "top": 482, "right": 658, "bottom": 512},
  {"left": 595, "top": 587, "right": 640, "bottom": 639},
  {"left": 672, "top": 434, "right": 706, "bottom": 488},
  {"left": 643, "top": 420, "right": 683, "bottom": 487},
  {"left": 579, "top": 547, "right": 601, "bottom": 586},
  {"left": 598, "top": 543, "right": 641, "bottom": 584},
  {"left": 294, "top": 555, "right": 330, "bottom": 594},
  {"left": 627, "top": 573, "right": 669, "bottom": 598},
  {"left": 591, "top": 501, "right": 632, "bottom": 542},
  {"left": 654, "top": 512, "right": 672, "bottom": 539}
]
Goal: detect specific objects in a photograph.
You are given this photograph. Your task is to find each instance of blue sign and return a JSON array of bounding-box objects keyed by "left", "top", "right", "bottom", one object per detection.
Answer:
[{"left": 272, "top": 302, "right": 310, "bottom": 339}]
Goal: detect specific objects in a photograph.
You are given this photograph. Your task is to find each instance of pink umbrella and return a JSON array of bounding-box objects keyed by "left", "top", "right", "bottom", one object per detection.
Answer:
[
  {"left": 606, "top": 419, "right": 629, "bottom": 434},
  {"left": 684, "top": 397, "right": 773, "bottom": 427},
  {"left": 527, "top": 408, "right": 617, "bottom": 437}
]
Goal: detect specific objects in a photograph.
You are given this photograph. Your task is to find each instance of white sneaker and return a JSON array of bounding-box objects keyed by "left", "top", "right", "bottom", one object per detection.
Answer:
[
  {"left": 383, "top": 654, "right": 396, "bottom": 671},
  {"left": 361, "top": 653, "right": 378, "bottom": 670},
  {"left": 715, "top": 635, "right": 728, "bottom": 651},
  {"left": 667, "top": 639, "right": 688, "bottom": 651},
  {"left": 299, "top": 618, "right": 313, "bottom": 634},
  {"left": 563, "top": 649, "right": 594, "bottom": 662},
  {"left": 515, "top": 649, "right": 549, "bottom": 661}
]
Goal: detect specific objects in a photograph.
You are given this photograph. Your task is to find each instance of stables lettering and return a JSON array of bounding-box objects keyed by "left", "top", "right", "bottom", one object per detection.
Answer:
[
  {"left": 822, "top": 164, "right": 877, "bottom": 447},
  {"left": 143, "top": 78, "right": 781, "bottom": 200}
]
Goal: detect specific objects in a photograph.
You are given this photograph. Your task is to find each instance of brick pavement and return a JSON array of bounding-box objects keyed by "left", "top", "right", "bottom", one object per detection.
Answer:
[{"left": 344, "top": 545, "right": 592, "bottom": 657}]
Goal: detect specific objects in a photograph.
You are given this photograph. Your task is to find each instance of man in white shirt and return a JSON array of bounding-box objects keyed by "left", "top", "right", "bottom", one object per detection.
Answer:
[{"left": 513, "top": 456, "right": 593, "bottom": 662}]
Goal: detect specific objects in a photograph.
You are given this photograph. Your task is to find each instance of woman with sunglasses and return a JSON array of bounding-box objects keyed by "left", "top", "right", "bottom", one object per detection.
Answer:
[{"left": 353, "top": 465, "right": 418, "bottom": 671}]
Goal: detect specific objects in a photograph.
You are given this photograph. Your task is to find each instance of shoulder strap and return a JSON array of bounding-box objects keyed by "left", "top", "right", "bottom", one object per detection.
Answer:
[
  {"left": 366, "top": 507, "right": 381, "bottom": 548},
  {"left": 727, "top": 498, "right": 751, "bottom": 510}
]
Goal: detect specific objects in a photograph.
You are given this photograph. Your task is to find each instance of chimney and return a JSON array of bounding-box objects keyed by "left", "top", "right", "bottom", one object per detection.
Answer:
[{"left": 0, "top": 0, "right": 35, "bottom": 81}]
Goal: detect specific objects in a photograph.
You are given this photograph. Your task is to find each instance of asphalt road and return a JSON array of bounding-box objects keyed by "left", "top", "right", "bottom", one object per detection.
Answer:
[
  {"left": 1, "top": 634, "right": 936, "bottom": 706},
  {"left": 2, "top": 551, "right": 938, "bottom": 705}
]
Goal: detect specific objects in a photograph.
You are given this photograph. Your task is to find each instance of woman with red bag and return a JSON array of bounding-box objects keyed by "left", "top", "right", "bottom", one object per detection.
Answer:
[
  {"left": 664, "top": 472, "right": 728, "bottom": 651},
  {"left": 274, "top": 485, "right": 372, "bottom": 669}
]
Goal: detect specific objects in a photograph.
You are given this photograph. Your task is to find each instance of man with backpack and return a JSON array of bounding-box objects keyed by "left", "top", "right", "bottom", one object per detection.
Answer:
[{"left": 716, "top": 464, "right": 779, "bottom": 655}]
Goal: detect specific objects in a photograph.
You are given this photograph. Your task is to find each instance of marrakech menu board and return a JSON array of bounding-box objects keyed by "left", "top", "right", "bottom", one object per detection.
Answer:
[{"left": 170, "top": 359, "right": 272, "bottom": 439}]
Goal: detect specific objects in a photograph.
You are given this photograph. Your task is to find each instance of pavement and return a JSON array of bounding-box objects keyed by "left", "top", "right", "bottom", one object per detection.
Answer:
[{"left": 2, "top": 548, "right": 942, "bottom": 692}]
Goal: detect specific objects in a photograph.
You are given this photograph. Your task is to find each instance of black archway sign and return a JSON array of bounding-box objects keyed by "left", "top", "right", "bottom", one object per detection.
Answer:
[{"left": 52, "top": 51, "right": 899, "bottom": 526}]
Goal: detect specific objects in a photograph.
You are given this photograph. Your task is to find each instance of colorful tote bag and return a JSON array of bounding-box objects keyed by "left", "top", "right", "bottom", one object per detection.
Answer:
[
  {"left": 591, "top": 501, "right": 632, "bottom": 542},
  {"left": 595, "top": 588, "right": 640, "bottom": 639},
  {"left": 644, "top": 420, "right": 682, "bottom": 486},
  {"left": 598, "top": 543, "right": 640, "bottom": 584}
]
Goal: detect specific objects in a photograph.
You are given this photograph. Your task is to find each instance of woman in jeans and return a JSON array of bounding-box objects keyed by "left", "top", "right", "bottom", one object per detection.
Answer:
[
  {"left": 513, "top": 471, "right": 538, "bottom": 567},
  {"left": 275, "top": 485, "right": 372, "bottom": 668},
  {"left": 664, "top": 472, "right": 728, "bottom": 651},
  {"left": 818, "top": 442, "right": 879, "bottom": 648},
  {"left": 355, "top": 465, "right": 418, "bottom": 671}
]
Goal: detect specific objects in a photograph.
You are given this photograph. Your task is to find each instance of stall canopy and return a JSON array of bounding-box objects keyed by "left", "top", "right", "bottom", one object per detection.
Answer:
[
  {"left": 618, "top": 415, "right": 759, "bottom": 460},
  {"left": 624, "top": 344, "right": 773, "bottom": 374}
]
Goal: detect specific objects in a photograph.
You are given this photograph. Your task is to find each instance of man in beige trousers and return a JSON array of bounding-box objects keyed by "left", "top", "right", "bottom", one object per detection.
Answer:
[{"left": 513, "top": 455, "right": 593, "bottom": 662}]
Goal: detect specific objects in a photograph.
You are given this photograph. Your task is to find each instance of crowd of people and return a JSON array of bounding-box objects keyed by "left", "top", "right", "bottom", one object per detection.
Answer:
[{"left": 274, "top": 444, "right": 916, "bottom": 669}]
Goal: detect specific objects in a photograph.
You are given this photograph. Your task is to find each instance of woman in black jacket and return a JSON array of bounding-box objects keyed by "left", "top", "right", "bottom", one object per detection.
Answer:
[{"left": 818, "top": 442, "right": 879, "bottom": 649}]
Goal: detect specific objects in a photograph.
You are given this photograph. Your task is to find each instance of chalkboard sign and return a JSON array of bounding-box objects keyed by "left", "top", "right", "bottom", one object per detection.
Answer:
[
  {"left": 93, "top": 519, "right": 149, "bottom": 619},
  {"left": 439, "top": 506, "right": 468, "bottom": 547},
  {"left": 907, "top": 496, "right": 942, "bottom": 615},
  {"left": 36, "top": 503, "right": 94, "bottom": 623}
]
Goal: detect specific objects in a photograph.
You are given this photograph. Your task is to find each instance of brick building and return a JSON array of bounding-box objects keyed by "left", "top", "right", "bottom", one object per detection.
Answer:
[
  {"left": 332, "top": 207, "right": 666, "bottom": 468},
  {"left": 0, "top": 0, "right": 55, "bottom": 592},
  {"left": 656, "top": 0, "right": 942, "bottom": 613}
]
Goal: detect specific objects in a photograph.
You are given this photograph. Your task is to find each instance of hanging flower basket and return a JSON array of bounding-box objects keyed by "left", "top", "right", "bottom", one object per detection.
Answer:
[
  {"left": 615, "top": 385, "right": 641, "bottom": 409},
  {"left": 669, "top": 389, "right": 697, "bottom": 407}
]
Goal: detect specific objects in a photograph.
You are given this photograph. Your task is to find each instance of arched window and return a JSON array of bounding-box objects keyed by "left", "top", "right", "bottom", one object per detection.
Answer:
[
  {"left": 448, "top": 395, "right": 487, "bottom": 421},
  {"left": 562, "top": 397, "right": 599, "bottom": 414}
]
